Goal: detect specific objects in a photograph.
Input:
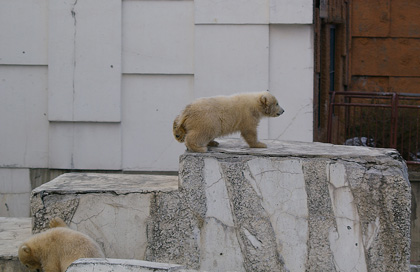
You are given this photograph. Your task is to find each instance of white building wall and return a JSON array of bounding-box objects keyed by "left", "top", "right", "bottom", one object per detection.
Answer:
[{"left": 0, "top": 0, "right": 313, "bottom": 216}]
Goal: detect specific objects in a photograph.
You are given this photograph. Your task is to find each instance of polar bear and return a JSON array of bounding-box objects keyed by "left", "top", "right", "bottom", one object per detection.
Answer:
[
  {"left": 18, "top": 217, "right": 104, "bottom": 272},
  {"left": 173, "top": 91, "right": 284, "bottom": 152}
]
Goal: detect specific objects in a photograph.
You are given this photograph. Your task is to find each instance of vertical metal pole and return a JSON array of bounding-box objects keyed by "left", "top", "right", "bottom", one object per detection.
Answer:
[
  {"left": 327, "top": 92, "right": 336, "bottom": 143},
  {"left": 390, "top": 93, "right": 398, "bottom": 148}
]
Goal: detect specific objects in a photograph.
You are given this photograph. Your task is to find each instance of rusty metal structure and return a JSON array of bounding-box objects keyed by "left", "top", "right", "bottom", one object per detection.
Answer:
[
  {"left": 327, "top": 91, "right": 420, "bottom": 164},
  {"left": 316, "top": 0, "right": 420, "bottom": 263},
  {"left": 314, "top": 0, "right": 420, "bottom": 145}
]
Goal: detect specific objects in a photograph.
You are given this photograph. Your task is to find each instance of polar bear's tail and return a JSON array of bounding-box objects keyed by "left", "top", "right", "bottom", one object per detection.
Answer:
[{"left": 173, "top": 114, "right": 187, "bottom": 143}]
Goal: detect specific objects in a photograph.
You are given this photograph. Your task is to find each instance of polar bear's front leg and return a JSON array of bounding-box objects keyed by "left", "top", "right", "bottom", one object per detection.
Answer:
[
  {"left": 185, "top": 131, "right": 209, "bottom": 152},
  {"left": 241, "top": 129, "right": 267, "bottom": 148}
]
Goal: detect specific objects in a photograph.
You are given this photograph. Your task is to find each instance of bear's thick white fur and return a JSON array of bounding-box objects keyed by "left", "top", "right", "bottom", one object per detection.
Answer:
[
  {"left": 18, "top": 218, "right": 104, "bottom": 272},
  {"left": 173, "top": 91, "right": 284, "bottom": 152}
]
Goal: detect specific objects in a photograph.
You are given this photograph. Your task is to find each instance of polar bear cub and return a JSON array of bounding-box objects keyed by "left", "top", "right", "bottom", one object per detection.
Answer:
[
  {"left": 18, "top": 217, "right": 104, "bottom": 272},
  {"left": 173, "top": 91, "right": 284, "bottom": 152}
]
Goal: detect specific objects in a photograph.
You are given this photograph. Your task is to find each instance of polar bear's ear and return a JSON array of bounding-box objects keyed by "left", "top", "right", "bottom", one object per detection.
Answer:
[
  {"left": 260, "top": 94, "right": 268, "bottom": 107},
  {"left": 21, "top": 245, "right": 31, "bottom": 254}
]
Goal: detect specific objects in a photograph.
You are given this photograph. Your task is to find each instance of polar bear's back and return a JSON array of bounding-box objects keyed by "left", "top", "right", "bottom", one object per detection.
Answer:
[
  {"left": 183, "top": 93, "right": 262, "bottom": 135},
  {"left": 22, "top": 227, "right": 104, "bottom": 271},
  {"left": 40, "top": 227, "right": 104, "bottom": 257}
]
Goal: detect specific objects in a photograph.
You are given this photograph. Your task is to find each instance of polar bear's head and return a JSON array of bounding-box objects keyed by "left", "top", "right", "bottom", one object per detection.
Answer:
[
  {"left": 173, "top": 115, "right": 186, "bottom": 143},
  {"left": 18, "top": 244, "right": 42, "bottom": 272},
  {"left": 260, "top": 91, "right": 285, "bottom": 117}
]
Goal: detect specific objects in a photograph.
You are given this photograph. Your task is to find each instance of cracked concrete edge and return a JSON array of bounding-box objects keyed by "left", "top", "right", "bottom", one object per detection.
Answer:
[
  {"left": 31, "top": 173, "right": 179, "bottom": 195},
  {"left": 31, "top": 192, "right": 80, "bottom": 233}
]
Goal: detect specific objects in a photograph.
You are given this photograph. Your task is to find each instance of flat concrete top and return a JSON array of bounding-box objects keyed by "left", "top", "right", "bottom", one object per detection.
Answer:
[
  {"left": 0, "top": 217, "right": 32, "bottom": 260},
  {"left": 32, "top": 173, "right": 179, "bottom": 195},
  {"left": 200, "top": 139, "right": 400, "bottom": 161},
  {"left": 72, "top": 258, "right": 185, "bottom": 270}
]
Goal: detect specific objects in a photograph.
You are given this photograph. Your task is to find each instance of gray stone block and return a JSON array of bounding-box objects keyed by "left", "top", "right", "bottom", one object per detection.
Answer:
[
  {"left": 148, "top": 139, "right": 411, "bottom": 271},
  {"left": 31, "top": 173, "right": 178, "bottom": 259}
]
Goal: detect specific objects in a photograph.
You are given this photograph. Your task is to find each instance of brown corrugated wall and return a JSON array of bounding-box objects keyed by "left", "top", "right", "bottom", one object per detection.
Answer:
[
  {"left": 314, "top": 0, "right": 420, "bottom": 141},
  {"left": 350, "top": 0, "right": 420, "bottom": 93}
]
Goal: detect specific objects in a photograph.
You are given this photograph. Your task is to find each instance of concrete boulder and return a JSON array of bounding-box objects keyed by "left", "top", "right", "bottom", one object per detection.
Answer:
[{"left": 148, "top": 139, "right": 411, "bottom": 271}]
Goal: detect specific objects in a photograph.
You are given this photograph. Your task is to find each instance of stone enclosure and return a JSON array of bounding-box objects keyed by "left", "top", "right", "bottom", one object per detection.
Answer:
[{"left": 31, "top": 139, "right": 411, "bottom": 271}]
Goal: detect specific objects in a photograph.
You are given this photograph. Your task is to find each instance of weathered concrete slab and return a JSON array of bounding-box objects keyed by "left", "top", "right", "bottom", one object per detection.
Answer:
[
  {"left": 0, "top": 217, "right": 32, "bottom": 272},
  {"left": 31, "top": 173, "right": 178, "bottom": 195},
  {"left": 31, "top": 173, "right": 178, "bottom": 259},
  {"left": 67, "top": 258, "right": 186, "bottom": 272},
  {"left": 147, "top": 139, "right": 411, "bottom": 271}
]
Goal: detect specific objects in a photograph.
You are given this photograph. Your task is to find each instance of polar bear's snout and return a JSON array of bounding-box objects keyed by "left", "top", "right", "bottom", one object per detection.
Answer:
[{"left": 274, "top": 104, "right": 284, "bottom": 116}]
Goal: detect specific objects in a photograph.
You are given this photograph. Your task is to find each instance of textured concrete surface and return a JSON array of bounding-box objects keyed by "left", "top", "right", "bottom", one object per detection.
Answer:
[
  {"left": 67, "top": 258, "right": 186, "bottom": 272},
  {"left": 0, "top": 217, "right": 32, "bottom": 272},
  {"left": 149, "top": 139, "right": 411, "bottom": 271},
  {"left": 30, "top": 140, "right": 411, "bottom": 271},
  {"left": 31, "top": 173, "right": 178, "bottom": 259}
]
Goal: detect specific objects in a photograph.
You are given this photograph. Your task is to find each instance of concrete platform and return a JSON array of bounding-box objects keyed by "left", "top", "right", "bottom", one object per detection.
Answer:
[
  {"left": 0, "top": 217, "right": 32, "bottom": 272},
  {"left": 30, "top": 139, "right": 412, "bottom": 271},
  {"left": 31, "top": 173, "right": 179, "bottom": 260},
  {"left": 67, "top": 258, "right": 187, "bottom": 272},
  {"left": 157, "top": 139, "right": 411, "bottom": 271}
]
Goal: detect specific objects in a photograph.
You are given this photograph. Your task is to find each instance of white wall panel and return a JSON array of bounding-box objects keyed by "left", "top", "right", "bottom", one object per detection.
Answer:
[
  {"left": 122, "top": 75, "right": 194, "bottom": 171},
  {"left": 49, "top": 123, "right": 122, "bottom": 169},
  {"left": 0, "top": 0, "right": 316, "bottom": 174},
  {"left": 0, "top": 168, "right": 31, "bottom": 216},
  {"left": 122, "top": 1, "right": 194, "bottom": 74},
  {"left": 0, "top": 192, "right": 31, "bottom": 217},
  {"left": 270, "top": 0, "right": 313, "bottom": 24},
  {"left": 0, "top": 0, "right": 48, "bottom": 65},
  {"left": 195, "top": 25, "right": 269, "bottom": 98},
  {"left": 0, "top": 168, "right": 31, "bottom": 194},
  {"left": 48, "top": 0, "right": 121, "bottom": 122},
  {"left": 269, "top": 25, "right": 314, "bottom": 142},
  {"left": 0, "top": 66, "right": 49, "bottom": 168},
  {"left": 195, "top": 0, "right": 269, "bottom": 25}
]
